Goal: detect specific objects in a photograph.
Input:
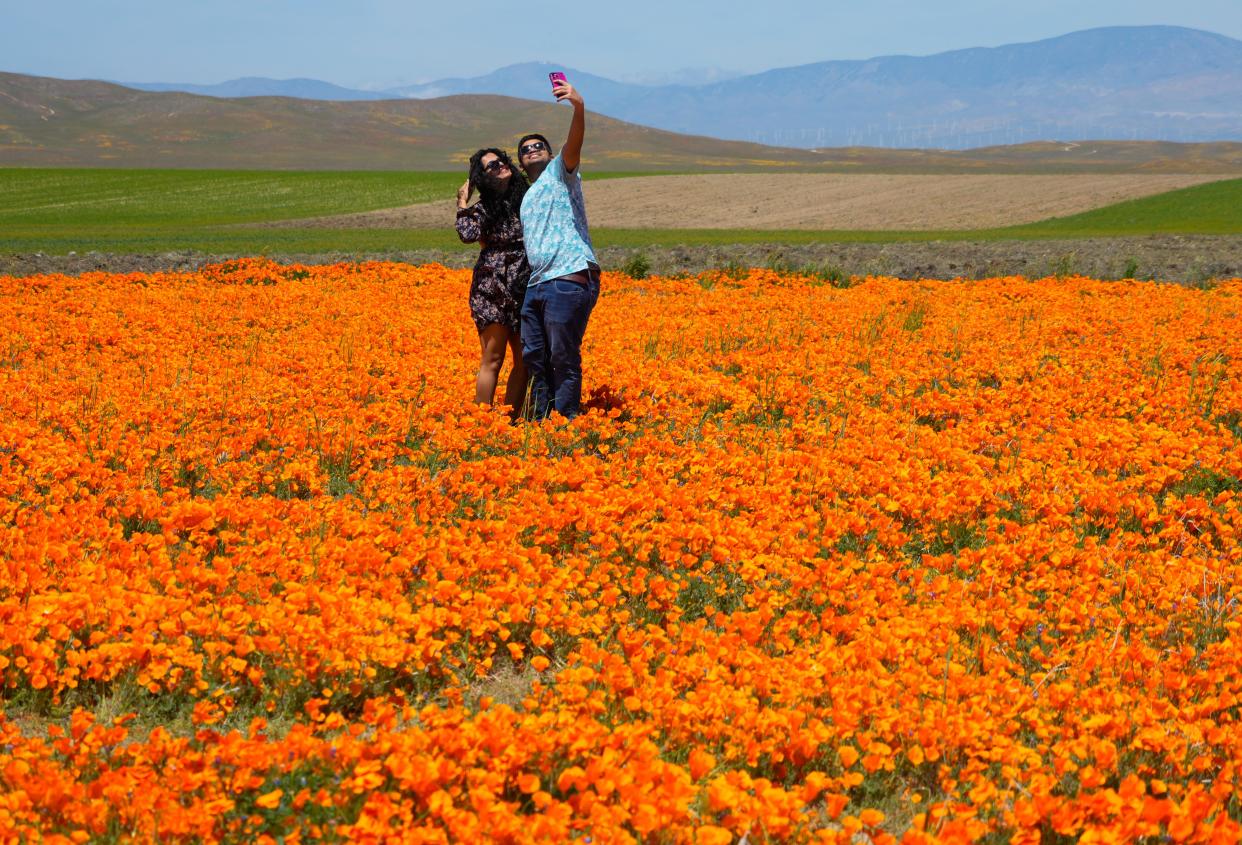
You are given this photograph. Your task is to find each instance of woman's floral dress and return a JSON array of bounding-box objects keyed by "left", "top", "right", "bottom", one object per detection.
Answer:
[{"left": 456, "top": 204, "right": 530, "bottom": 334}]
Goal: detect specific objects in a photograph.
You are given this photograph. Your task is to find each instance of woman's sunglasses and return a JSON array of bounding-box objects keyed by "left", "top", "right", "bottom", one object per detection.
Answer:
[{"left": 482, "top": 159, "right": 510, "bottom": 174}]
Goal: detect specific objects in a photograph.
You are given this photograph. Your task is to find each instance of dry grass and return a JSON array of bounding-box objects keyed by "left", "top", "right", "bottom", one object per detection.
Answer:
[
  {"left": 270, "top": 173, "right": 1226, "bottom": 231},
  {"left": 466, "top": 664, "right": 544, "bottom": 711}
]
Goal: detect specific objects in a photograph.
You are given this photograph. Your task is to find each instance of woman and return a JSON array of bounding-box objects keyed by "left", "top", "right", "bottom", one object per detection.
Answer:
[{"left": 456, "top": 148, "right": 531, "bottom": 414}]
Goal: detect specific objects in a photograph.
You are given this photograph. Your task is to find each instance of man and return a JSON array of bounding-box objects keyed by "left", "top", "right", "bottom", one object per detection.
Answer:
[{"left": 516, "top": 79, "right": 599, "bottom": 420}]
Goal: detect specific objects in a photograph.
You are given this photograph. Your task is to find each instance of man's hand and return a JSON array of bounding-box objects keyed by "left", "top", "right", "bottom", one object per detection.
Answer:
[
  {"left": 456, "top": 179, "right": 473, "bottom": 210},
  {"left": 553, "top": 81, "right": 583, "bottom": 109},
  {"left": 555, "top": 83, "right": 586, "bottom": 172}
]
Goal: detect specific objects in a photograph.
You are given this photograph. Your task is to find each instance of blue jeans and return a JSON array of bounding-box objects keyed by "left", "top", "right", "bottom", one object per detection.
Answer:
[{"left": 521, "top": 270, "right": 600, "bottom": 419}]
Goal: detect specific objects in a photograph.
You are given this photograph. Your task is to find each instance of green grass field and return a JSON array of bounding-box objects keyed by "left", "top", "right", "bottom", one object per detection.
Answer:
[
  {"left": 1, "top": 169, "right": 1238, "bottom": 255},
  {"left": 1003, "top": 177, "right": 1242, "bottom": 237}
]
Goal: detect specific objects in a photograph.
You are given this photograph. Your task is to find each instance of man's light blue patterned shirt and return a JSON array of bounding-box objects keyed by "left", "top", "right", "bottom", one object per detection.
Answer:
[{"left": 520, "top": 153, "right": 597, "bottom": 287}]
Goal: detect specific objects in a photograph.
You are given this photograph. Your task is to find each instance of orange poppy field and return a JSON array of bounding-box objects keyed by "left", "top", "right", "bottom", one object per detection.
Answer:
[{"left": 2, "top": 260, "right": 1241, "bottom": 844}]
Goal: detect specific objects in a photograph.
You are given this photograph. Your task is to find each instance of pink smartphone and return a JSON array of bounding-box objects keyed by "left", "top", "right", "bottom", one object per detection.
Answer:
[{"left": 549, "top": 72, "right": 567, "bottom": 91}]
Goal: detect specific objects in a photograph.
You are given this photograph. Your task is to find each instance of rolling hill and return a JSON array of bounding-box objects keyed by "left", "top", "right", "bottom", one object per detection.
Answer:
[
  {"left": 4, "top": 72, "right": 1242, "bottom": 173},
  {"left": 0, "top": 73, "right": 836, "bottom": 171}
]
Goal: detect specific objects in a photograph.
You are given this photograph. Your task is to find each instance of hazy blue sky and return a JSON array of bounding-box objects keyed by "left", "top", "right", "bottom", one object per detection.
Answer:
[{"left": 5, "top": 0, "right": 1242, "bottom": 87}]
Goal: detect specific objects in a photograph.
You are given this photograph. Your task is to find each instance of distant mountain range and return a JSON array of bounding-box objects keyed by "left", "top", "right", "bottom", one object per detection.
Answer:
[
  {"left": 124, "top": 77, "right": 393, "bottom": 101},
  {"left": 113, "top": 26, "right": 1242, "bottom": 149}
]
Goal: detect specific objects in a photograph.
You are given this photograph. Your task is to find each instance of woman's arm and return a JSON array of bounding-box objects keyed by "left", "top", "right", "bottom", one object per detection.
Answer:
[
  {"left": 455, "top": 179, "right": 484, "bottom": 243},
  {"left": 456, "top": 204, "right": 484, "bottom": 244}
]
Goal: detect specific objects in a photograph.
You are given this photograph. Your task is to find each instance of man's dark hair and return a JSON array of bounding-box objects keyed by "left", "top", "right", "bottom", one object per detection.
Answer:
[
  {"left": 467, "top": 148, "right": 529, "bottom": 235},
  {"left": 516, "top": 134, "right": 553, "bottom": 163}
]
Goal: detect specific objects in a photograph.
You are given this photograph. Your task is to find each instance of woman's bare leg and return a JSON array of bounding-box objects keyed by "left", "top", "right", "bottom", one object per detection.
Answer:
[
  {"left": 475, "top": 323, "right": 509, "bottom": 404},
  {"left": 502, "top": 330, "right": 529, "bottom": 418}
]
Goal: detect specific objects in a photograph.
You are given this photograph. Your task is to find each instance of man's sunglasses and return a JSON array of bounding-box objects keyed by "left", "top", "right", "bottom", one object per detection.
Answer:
[
  {"left": 519, "top": 141, "right": 548, "bottom": 157},
  {"left": 482, "top": 159, "right": 509, "bottom": 173}
]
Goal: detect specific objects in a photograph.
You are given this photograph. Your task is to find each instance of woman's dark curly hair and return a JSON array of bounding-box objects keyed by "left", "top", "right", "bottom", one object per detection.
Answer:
[{"left": 467, "top": 148, "right": 528, "bottom": 236}]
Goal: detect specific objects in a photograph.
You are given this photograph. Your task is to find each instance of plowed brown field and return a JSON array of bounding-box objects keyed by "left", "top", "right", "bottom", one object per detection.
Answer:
[{"left": 275, "top": 173, "right": 1224, "bottom": 231}]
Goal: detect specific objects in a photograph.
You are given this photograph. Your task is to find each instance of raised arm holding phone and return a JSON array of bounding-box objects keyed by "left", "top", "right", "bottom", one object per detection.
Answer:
[{"left": 515, "top": 76, "right": 598, "bottom": 420}]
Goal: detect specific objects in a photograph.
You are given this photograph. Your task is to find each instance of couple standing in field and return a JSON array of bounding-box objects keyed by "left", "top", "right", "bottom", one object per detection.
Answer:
[{"left": 455, "top": 77, "right": 599, "bottom": 421}]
